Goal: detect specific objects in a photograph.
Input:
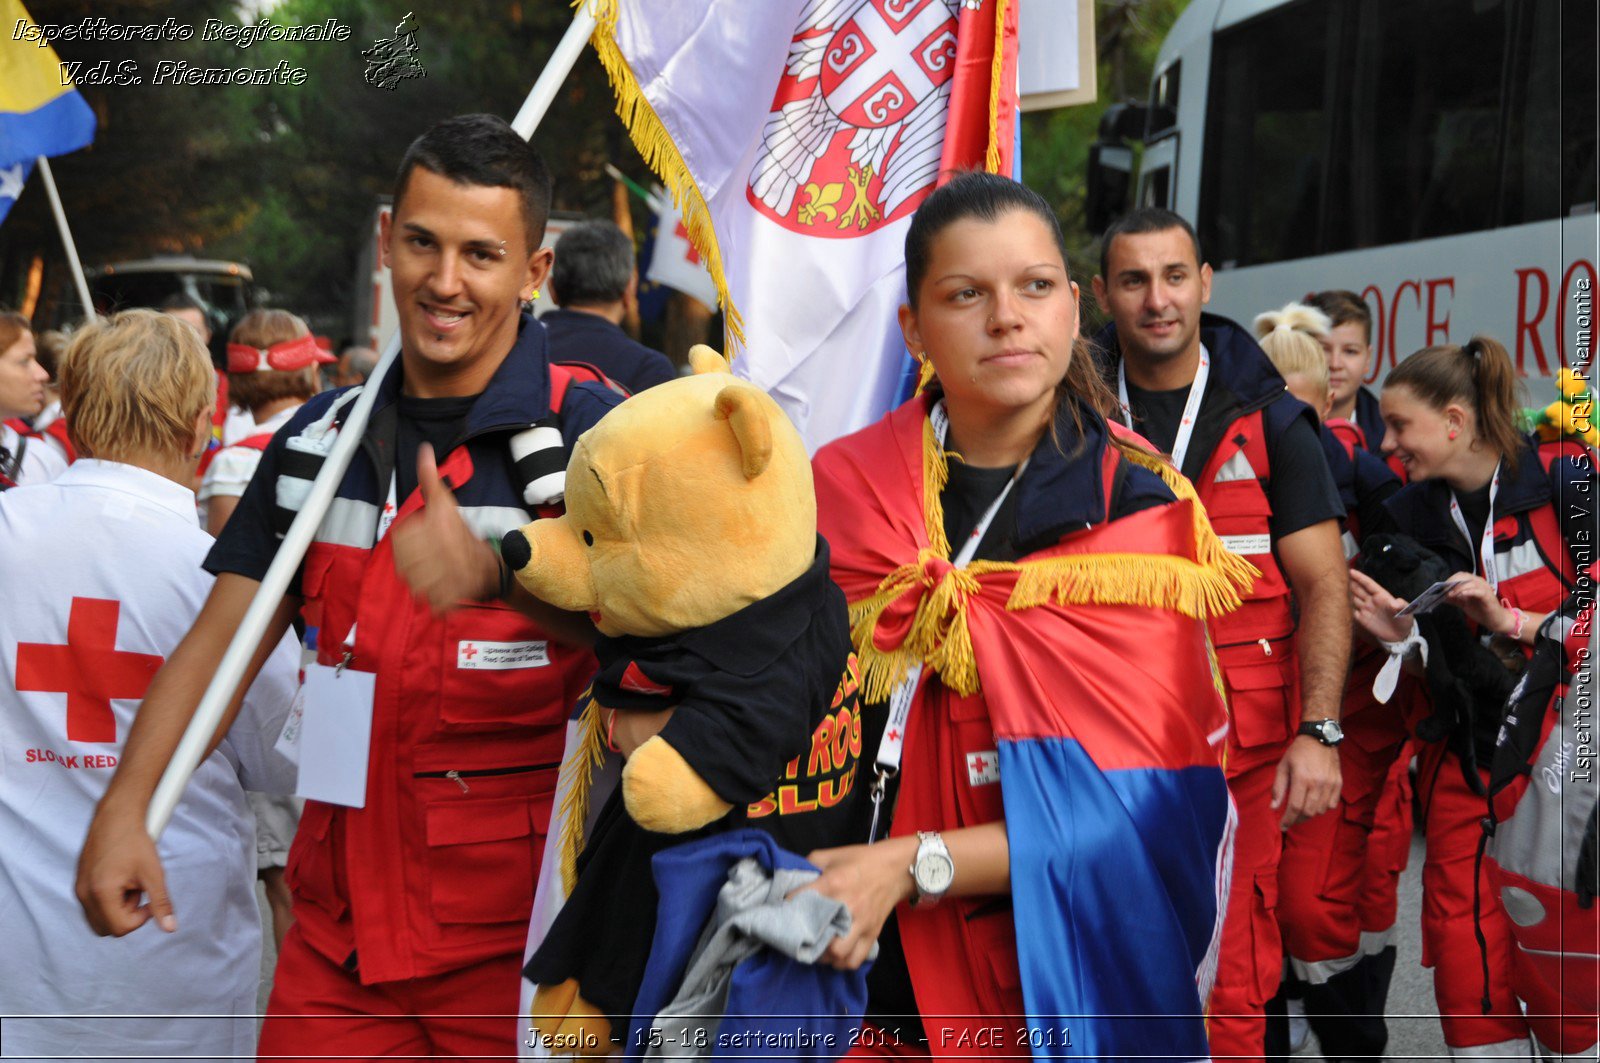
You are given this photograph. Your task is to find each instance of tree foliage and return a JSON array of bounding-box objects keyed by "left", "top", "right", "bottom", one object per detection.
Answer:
[
  {"left": 1020, "top": 0, "right": 1186, "bottom": 303},
  {"left": 1, "top": 0, "right": 648, "bottom": 334},
  {"left": 3, "top": 0, "right": 1187, "bottom": 335}
]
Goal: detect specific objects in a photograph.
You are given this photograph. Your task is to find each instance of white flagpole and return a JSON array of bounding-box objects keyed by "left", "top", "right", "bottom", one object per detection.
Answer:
[
  {"left": 146, "top": 3, "right": 601, "bottom": 840},
  {"left": 35, "top": 156, "right": 97, "bottom": 324}
]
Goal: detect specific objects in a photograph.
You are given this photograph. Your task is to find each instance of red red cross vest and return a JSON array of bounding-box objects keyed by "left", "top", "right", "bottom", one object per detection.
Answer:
[
  {"left": 1194, "top": 409, "right": 1301, "bottom": 771},
  {"left": 284, "top": 365, "right": 603, "bottom": 984},
  {"left": 1484, "top": 441, "right": 1585, "bottom": 622}
]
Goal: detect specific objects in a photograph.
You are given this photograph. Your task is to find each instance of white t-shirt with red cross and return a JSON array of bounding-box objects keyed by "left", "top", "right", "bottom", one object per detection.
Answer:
[{"left": 0, "top": 459, "right": 300, "bottom": 1060}]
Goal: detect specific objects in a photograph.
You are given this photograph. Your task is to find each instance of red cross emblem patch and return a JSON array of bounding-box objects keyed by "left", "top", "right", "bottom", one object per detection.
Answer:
[{"left": 15, "top": 597, "right": 164, "bottom": 744}]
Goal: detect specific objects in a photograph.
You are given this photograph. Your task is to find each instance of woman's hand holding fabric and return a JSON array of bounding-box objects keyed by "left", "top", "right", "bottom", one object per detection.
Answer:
[{"left": 797, "top": 837, "right": 917, "bottom": 972}]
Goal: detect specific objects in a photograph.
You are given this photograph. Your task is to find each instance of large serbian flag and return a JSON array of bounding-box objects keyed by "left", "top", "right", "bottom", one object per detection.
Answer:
[
  {"left": 590, "top": 0, "right": 1018, "bottom": 450},
  {"left": 0, "top": 0, "right": 97, "bottom": 226},
  {"left": 815, "top": 400, "right": 1248, "bottom": 1059}
]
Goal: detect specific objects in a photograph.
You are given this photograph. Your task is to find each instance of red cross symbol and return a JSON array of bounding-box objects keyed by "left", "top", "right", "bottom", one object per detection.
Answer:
[
  {"left": 673, "top": 221, "right": 702, "bottom": 266},
  {"left": 887, "top": 727, "right": 902, "bottom": 742},
  {"left": 971, "top": 755, "right": 989, "bottom": 774},
  {"left": 15, "top": 598, "right": 164, "bottom": 744},
  {"left": 462, "top": 642, "right": 479, "bottom": 661}
]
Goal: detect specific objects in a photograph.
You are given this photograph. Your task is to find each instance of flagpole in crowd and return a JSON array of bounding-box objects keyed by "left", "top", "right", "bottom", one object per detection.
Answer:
[
  {"left": 33, "top": 156, "right": 96, "bottom": 323},
  {"left": 145, "top": 3, "right": 602, "bottom": 840}
]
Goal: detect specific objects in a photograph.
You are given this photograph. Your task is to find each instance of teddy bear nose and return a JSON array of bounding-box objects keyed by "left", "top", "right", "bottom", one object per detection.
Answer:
[{"left": 501, "top": 529, "right": 532, "bottom": 571}]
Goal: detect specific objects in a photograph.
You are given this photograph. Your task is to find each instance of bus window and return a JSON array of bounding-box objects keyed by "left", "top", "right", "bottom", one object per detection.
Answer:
[
  {"left": 1146, "top": 61, "right": 1180, "bottom": 143},
  {"left": 1198, "top": 0, "right": 1341, "bottom": 268},
  {"left": 1139, "top": 166, "right": 1171, "bottom": 211},
  {"left": 1562, "top": 0, "right": 1598, "bottom": 216},
  {"left": 1352, "top": 0, "right": 1514, "bottom": 244}
]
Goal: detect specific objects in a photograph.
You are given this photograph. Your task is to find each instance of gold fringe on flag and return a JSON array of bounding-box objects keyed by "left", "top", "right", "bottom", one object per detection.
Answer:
[
  {"left": 556, "top": 693, "right": 609, "bottom": 898},
  {"left": 847, "top": 418, "right": 1258, "bottom": 702},
  {"left": 984, "top": 0, "right": 1011, "bottom": 173},
  {"left": 580, "top": 0, "right": 746, "bottom": 353}
]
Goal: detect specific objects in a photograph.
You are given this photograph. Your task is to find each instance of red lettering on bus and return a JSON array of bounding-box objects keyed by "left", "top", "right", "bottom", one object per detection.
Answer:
[
  {"left": 1515, "top": 267, "right": 1552, "bottom": 377},
  {"left": 1425, "top": 278, "right": 1454, "bottom": 346},
  {"left": 1559, "top": 260, "right": 1598, "bottom": 369},
  {"left": 1389, "top": 280, "right": 1422, "bottom": 368},
  {"left": 1361, "top": 284, "right": 1387, "bottom": 381}
]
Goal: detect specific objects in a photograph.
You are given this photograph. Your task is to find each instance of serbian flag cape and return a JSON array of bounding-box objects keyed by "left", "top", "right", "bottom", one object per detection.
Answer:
[
  {"left": 0, "top": 0, "right": 97, "bottom": 226},
  {"left": 589, "top": 0, "right": 1018, "bottom": 451},
  {"left": 814, "top": 397, "right": 1253, "bottom": 1060}
]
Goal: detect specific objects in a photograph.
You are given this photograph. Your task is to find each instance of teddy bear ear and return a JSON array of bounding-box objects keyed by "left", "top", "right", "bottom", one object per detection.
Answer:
[
  {"left": 713, "top": 384, "right": 772, "bottom": 480},
  {"left": 688, "top": 345, "right": 732, "bottom": 376}
]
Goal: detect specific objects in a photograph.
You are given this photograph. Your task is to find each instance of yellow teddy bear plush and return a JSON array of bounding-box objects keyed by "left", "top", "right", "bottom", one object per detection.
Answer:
[{"left": 503, "top": 346, "right": 860, "bottom": 1056}]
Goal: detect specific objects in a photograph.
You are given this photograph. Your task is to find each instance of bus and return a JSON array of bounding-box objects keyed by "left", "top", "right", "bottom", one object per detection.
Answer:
[
  {"left": 1091, "top": 0, "right": 1597, "bottom": 401},
  {"left": 90, "top": 255, "right": 257, "bottom": 342}
]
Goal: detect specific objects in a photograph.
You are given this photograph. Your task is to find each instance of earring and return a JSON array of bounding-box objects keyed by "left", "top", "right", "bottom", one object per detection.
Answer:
[
  {"left": 1448, "top": 429, "right": 1458, "bottom": 440},
  {"left": 530, "top": 288, "right": 540, "bottom": 301}
]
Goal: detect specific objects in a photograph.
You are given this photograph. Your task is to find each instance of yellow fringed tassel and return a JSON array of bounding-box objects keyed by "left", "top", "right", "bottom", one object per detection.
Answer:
[
  {"left": 581, "top": 0, "right": 746, "bottom": 353},
  {"left": 1006, "top": 553, "right": 1245, "bottom": 619},
  {"left": 557, "top": 696, "right": 608, "bottom": 898},
  {"left": 1111, "top": 443, "right": 1260, "bottom": 596},
  {"left": 921, "top": 418, "right": 952, "bottom": 557},
  {"left": 846, "top": 414, "right": 1261, "bottom": 703},
  {"left": 984, "top": 0, "right": 1011, "bottom": 174}
]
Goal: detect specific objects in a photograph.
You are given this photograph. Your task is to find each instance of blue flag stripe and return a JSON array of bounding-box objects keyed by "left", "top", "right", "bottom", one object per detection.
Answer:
[
  {"left": 1000, "top": 738, "right": 1228, "bottom": 1060},
  {"left": 0, "top": 89, "right": 96, "bottom": 168}
]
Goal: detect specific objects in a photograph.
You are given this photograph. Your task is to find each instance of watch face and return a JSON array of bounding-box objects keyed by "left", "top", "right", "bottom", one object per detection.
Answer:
[
  {"left": 916, "top": 853, "right": 955, "bottom": 894},
  {"left": 1324, "top": 720, "right": 1344, "bottom": 742}
]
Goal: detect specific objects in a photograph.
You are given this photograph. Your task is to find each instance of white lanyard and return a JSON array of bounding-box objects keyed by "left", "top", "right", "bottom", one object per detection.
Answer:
[
  {"left": 866, "top": 401, "right": 1025, "bottom": 842},
  {"left": 1117, "top": 346, "right": 1210, "bottom": 471},
  {"left": 1448, "top": 464, "right": 1501, "bottom": 591},
  {"left": 376, "top": 470, "right": 400, "bottom": 542}
]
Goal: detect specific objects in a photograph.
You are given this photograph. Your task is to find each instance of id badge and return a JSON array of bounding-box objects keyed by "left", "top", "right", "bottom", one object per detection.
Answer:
[{"left": 294, "top": 662, "right": 375, "bottom": 808}]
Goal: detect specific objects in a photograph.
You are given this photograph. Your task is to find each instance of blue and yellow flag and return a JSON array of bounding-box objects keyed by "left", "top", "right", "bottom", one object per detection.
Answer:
[{"left": 1, "top": 0, "right": 97, "bottom": 223}]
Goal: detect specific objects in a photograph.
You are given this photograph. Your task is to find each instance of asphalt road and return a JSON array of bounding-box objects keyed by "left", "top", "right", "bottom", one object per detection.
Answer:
[{"left": 254, "top": 830, "right": 1456, "bottom": 1059}]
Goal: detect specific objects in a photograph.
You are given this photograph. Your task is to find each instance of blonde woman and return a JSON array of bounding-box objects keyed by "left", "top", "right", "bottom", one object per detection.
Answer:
[
  {"left": 1254, "top": 302, "right": 1407, "bottom": 1060},
  {"left": 0, "top": 309, "right": 299, "bottom": 1060}
]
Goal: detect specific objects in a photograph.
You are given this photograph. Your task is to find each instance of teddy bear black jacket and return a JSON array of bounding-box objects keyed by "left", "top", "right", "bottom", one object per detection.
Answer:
[{"left": 526, "top": 537, "right": 864, "bottom": 1039}]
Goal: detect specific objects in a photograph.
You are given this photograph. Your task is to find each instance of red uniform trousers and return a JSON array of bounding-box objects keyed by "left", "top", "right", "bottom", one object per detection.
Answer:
[
  {"left": 258, "top": 921, "right": 523, "bottom": 1061},
  {"left": 1416, "top": 740, "right": 1532, "bottom": 1052},
  {"left": 1278, "top": 698, "right": 1410, "bottom": 978},
  {"left": 1207, "top": 755, "right": 1285, "bottom": 1063},
  {"left": 1485, "top": 863, "right": 1598, "bottom": 1056},
  {"left": 1357, "top": 739, "right": 1415, "bottom": 944}
]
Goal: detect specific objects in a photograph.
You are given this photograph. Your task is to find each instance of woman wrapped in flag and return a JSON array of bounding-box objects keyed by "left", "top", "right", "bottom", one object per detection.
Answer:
[{"left": 802, "top": 173, "right": 1252, "bottom": 1060}]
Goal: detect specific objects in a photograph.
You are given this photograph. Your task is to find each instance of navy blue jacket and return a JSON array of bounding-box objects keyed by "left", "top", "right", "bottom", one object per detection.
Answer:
[{"left": 542, "top": 308, "right": 677, "bottom": 393}]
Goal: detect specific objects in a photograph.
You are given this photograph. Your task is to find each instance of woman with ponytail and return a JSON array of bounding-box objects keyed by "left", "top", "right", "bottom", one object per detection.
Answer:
[
  {"left": 805, "top": 172, "right": 1252, "bottom": 1059},
  {"left": 1350, "top": 336, "right": 1595, "bottom": 1058}
]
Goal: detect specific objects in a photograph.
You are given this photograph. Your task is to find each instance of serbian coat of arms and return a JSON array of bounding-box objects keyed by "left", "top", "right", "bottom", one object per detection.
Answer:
[{"left": 748, "top": 0, "right": 980, "bottom": 238}]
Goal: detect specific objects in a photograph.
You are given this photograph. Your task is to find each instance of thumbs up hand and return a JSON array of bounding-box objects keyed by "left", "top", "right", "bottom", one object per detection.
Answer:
[{"left": 390, "top": 443, "right": 501, "bottom": 613}]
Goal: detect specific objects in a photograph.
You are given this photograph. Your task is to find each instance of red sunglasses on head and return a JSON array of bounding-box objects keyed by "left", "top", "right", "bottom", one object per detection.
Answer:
[{"left": 226, "top": 333, "right": 336, "bottom": 373}]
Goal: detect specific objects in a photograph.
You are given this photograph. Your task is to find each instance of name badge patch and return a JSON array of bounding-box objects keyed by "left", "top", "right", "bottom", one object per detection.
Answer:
[
  {"left": 1220, "top": 534, "right": 1272, "bottom": 556},
  {"left": 966, "top": 750, "right": 1000, "bottom": 787},
  {"left": 456, "top": 640, "right": 549, "bottom": 670}
]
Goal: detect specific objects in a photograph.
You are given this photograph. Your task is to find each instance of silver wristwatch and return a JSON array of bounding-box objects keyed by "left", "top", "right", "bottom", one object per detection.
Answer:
[
  {"left": 909, "top": 831, "right": 954, "bottom": 908},
  {"left": 1298, "top": 718, "right": 1345, "bottom": 747}
]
